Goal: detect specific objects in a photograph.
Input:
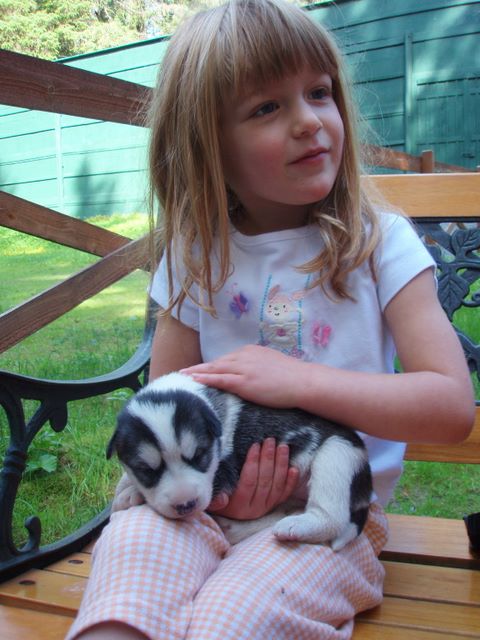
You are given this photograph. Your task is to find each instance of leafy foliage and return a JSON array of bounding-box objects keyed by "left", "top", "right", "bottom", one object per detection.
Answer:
[
  {"left": 1, "top": 0, "right": 313, "bottom": 60},
  {"left": 25, "top": 428, "right": 62, "bottom": 474}
]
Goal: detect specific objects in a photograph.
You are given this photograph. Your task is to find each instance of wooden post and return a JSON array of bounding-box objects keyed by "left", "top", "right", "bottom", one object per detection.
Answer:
[{"left": 421, "top": 150, "right": 435, "bottom": 173}]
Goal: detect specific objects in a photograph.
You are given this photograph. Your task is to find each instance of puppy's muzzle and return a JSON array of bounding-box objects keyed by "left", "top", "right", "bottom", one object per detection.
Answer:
[{"left": 174, "top": 499, "right": 198, "bottom": 516}]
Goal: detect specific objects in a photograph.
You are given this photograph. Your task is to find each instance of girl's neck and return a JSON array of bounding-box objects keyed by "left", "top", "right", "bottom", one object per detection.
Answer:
[{"left": 231, "top": 203, "right": 312, "bottom": 236}]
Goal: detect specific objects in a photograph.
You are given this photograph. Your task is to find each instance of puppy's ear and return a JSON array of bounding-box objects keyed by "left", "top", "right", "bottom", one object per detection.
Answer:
[
  {"left": 202, "top": 406, "right": 222, "bottom": 438},
  {"left": 106, "top": 431, "right": 117, "bottom": 460}
]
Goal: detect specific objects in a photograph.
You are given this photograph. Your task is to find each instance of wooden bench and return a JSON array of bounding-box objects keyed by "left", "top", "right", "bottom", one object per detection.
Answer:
[{"left": 1, "top": 172, "right": 480, "bottom": 638}]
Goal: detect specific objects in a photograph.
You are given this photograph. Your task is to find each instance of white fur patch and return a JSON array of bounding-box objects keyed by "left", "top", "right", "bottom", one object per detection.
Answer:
[
  {"left": 137, "top": 442, "right": 162, "bottom": 469},
  {"left": 146, "top": 372, "right": 205, "bottom": 396},
  {"left": 179, "top": 430, "right": 199, "bottom": 459},
  {"left": 219, "top": 394, "right": 242, "bottom": 456}
]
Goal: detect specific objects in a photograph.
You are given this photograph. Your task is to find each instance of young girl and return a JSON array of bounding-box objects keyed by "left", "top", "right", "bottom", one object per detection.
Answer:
[{"left": 68, "top": 1, "right": 474, "bottom": 639}]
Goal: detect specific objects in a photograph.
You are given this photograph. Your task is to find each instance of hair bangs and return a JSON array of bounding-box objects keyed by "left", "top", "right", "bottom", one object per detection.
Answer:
[{"left": 213, "top": 0, "right": 340, "bottom": 103}]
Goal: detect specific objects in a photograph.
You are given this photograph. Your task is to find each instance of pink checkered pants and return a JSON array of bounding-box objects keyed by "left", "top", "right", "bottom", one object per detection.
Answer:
[{"left": 67, "top": 503, "right": 387, "bottom": 640}]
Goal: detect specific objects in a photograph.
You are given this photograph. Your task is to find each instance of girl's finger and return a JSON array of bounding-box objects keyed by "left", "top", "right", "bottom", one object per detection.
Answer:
[
  {"left": 271, "top": 443, "right": 291, "bottom": 494},
  {"left": 255, "top": 438, "right": 277, "bottom": 493},
  {"left": 236, "top": 442, "right": 261, "bottom": 494},
  {"left": 207, "top": 492, "right": 229, "bottom": 512},
  {"left": 278, "top": 466, "right": 300, "bottom": 504}
]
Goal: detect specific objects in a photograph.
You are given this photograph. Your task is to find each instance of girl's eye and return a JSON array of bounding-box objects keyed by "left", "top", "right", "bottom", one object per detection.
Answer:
[
  {"left": 310, "top": 87, "right": 330, "bottom": 101},
  {"left": 253, "top": 101, "right": 278, "bottom": 117}
]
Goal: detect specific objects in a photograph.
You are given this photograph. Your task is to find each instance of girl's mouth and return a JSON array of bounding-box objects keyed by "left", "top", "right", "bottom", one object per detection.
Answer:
[{"left": 291, "top": 147, "right": 328, "bottom": 165}]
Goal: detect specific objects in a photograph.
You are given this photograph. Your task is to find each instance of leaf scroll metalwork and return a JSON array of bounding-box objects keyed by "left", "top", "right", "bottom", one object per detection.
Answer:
[{"left": 417, "top": 220, "right": 480, "bottom": 382}]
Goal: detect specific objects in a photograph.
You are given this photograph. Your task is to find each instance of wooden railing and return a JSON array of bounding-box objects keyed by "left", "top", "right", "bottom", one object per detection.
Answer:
[
  {"left": 0, "top": 50, "right": 152, "bottom": 355},
  {"left": 363, "top": 145, "right": 473, "bottom": 174},
  {"left": 0, "top": 48, "right": 475, "bottom": 356}
]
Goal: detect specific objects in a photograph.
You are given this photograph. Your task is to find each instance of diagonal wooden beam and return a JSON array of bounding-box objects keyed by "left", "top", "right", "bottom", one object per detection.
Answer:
[
  {"left": 0, "top": 49, "right": 151, "bottom": 126},
  {"left": 0, "top": 191, "right": 131, "bottom": 256},
  {"left": 0, "top": 234, "right": 151, "bottom": 354}
]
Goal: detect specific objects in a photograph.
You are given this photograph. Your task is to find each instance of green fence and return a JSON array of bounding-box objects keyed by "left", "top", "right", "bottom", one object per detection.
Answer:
[{"left": 0, "top": 0, "right": 478, "bottom": 219}]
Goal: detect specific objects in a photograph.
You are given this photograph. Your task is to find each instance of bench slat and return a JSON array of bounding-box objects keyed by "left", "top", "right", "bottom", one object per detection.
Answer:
[
  {"left": 0, "top": 605, "right": 72, "bottom": 640},
  {"left": 382, "top": 560, "right": 480, "bottom": 605},
  {"left": 0, "top": 569, "right": 86, "bottom": 616},
  {"left": 363, "top": 173, "right": 480, "bottom": 217},
  {"left": 353, "top": 622, "right": 467, "bottom": 639},
  {"left": 0, "top": 605, "right": 73, "bottom": 640},
  {"left": 357, "top": 596, "right": 480, "bottom": 637},
  {"left": 383, "top": 514, "right": 478, "bottom": 568},
  {"left": 46, "top": 553, "right": 92, "bottom": 578}
]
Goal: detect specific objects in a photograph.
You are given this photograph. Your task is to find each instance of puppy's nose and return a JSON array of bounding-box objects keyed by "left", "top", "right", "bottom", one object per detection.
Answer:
[{"left": 174, "top": 499, "right": 198, "bottom": 516}]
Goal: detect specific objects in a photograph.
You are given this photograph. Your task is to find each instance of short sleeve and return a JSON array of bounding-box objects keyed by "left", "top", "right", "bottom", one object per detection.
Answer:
[
  {"left": 149, "top": 251, "right": 200, "bottom": 331},
  {"left": 376, "top": 213, "right": 436, "bottom": 311}
]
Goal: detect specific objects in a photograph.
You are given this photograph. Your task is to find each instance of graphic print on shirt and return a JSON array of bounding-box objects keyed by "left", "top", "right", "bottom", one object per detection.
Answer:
[
  {"left": 258, "top": 277, "right": 310, "bottom": 358},
  {"left": 227, "top": 276, "right": 333, "bottom": 358},
  {"left": 312, "top": 321, "right": 332, "bottom": 349},
  {"left": 226, "top": 283, "right": 250, "bottom": 320}
]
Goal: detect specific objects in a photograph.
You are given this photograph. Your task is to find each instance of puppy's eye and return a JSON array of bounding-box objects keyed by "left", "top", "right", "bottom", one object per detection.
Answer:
[
  {"left": 193, "top": 447, "right": 208, "bottom": 463},
  {"left": 184, "top": 447, "right": 211, "bottom": 471},
  {"left": 137, "top": 462, "right": 154, "bottom": 473},
  {"left": 133, "top": 459, "right": 165, "bottom": 489}
]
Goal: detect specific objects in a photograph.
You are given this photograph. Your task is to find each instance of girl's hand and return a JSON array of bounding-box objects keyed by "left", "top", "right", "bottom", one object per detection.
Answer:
[
  {"left": 181, "top": 344, "right": 309, "bottom": 408},
  {"left": 207, "top": 438, "right": 299, "bottom": 520}
]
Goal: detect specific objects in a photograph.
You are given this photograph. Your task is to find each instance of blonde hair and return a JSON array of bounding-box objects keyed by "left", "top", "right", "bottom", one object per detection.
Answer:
[{"left": 148, "top": 0, "right": 381, "bottom": 313}]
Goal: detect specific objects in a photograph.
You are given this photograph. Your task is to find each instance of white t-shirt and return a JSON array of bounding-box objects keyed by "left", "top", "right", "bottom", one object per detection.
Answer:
[{"left": 150, "top": 212, "right": 435, "bottom": 505}]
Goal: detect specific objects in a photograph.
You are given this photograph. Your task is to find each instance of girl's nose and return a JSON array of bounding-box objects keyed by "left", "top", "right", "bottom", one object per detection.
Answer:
[{"left": 292, "top": 102, "right": 323, "bottom": 138}]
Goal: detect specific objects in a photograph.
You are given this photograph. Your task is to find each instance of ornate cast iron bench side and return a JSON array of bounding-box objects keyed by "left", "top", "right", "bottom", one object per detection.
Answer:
[{"left": 0, "top": 298, "right": 159, "bottom": 582}]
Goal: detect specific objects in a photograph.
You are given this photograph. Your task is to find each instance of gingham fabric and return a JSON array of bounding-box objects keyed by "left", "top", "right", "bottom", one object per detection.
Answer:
[{"left": 67, "top": 503, "right": 388, "bottom": 640}]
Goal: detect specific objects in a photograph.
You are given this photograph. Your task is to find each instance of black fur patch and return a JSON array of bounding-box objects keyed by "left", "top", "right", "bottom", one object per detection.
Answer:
[{"left": 108, "top": 409, "right": 165, "bottom": 489}]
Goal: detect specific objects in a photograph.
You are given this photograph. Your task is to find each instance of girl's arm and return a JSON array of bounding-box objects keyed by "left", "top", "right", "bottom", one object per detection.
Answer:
[
  {"left": 148, "top": 309, "right": 203, "bottom": 378},
  {"left": 149, "top": 309, "right": 299, "bottom": 519},
  {"left": 182, "top": 270, "right": 475, "bottom": 445}
]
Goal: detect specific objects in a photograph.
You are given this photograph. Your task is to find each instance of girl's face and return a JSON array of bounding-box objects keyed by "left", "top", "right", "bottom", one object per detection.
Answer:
[{"left": 220, "top": 67, "right": 345, "bottom": 235}]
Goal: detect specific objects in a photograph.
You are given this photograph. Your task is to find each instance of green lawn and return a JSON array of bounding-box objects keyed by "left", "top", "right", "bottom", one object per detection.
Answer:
[
  {"left": 0, "top": 214, "right": 150, "bottom": 547},
  {"left": 1, "top": 215, "right": 479, "bottom": 548}
]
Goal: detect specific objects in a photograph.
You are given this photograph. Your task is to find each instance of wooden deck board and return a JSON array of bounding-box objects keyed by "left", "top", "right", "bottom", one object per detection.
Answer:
[
  {"left": 0, "top": 605, "right": 73, "bottom": 640},
  {"left": 0, "top": 569, "right": 86, "bottom": 616},
  {"left": 353, "top": 622, "right": 468, "bottom": 639},
  {"left": 46, "top": 552, "right": 92, "bottom": 578},
  {"left": 382, "top": 513, "right": 478, "bottom": 568},
  {"left": 382, "top": 560, "right": 480, "bottom": 605},
  {"left": 357, "top": 597, "right": 480, "bottom": 637}
]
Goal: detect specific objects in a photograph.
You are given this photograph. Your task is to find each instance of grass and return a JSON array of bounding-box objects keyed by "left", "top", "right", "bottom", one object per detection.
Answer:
[
  {"left": 1, "top": 215, "right": 479, "bottom": 547},
  {"left": 387, "top": 460, "right": 480, "bottom": 518},
  {"left": 387, "top": 300, "right": 480, "bottom": 520},
  {"left": 0, "top": 213, "right": 149, "bottom": 547}
]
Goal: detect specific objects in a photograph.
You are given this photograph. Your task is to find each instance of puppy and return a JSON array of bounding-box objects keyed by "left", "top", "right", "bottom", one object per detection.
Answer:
[{"left": 107, "top": 372, "right": 372, "bottom": 550}]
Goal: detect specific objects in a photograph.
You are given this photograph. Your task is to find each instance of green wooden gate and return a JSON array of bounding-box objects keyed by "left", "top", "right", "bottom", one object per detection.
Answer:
[{"left": 412, "top": 73, "right": 479, "bottom": 166}]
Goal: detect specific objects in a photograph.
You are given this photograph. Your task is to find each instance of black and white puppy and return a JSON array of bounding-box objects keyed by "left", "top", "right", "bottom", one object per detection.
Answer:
[{"left": 107, "top": 372, "right": 372, "bottom": 550}]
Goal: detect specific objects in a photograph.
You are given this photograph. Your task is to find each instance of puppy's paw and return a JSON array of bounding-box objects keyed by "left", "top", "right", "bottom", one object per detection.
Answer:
[
  {"left": 330, "top": 523, "right": 359, "bottom": 551},
  {"left": 273, "top": 512, "right": 337, "bottom": 545},
  {"left": 273, "top": 512, "right": 359, "bottom": 550},
  {"left": 111, "top": 473, "right": 145, "bottom": 512}
]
